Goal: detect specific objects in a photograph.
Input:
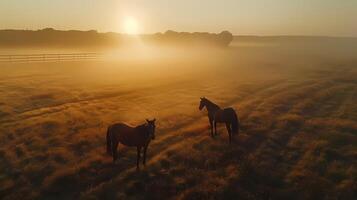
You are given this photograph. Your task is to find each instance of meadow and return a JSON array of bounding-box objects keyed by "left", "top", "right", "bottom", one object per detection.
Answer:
[{"left": 0, "top": 39, "right": 356, "bottom": 199}]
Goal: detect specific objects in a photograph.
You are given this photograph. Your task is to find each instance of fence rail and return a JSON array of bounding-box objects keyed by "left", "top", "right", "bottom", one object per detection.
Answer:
[{"left": 0, "top": 53, "right": 102, "bottom": 63}]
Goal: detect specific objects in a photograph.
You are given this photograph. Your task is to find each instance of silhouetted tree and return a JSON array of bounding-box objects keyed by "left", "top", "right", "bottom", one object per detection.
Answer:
[{"left": 219, "top": 31, "right": 233, "bottom": 46}]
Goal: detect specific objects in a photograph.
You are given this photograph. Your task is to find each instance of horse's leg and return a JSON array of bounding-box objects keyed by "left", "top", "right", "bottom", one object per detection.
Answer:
[
  {"left": 209, "top": 117, "right": 214, "bottom": 138},
  {"left": 214, "top": 121, "right": 218, "bottom": 136},
  {"left": 136, "top": 146, "right": 142, "bottom": 170},
  {"left": 112, "top": 141, "right": 119, "bottom": 163},
  {"left": 226, "top": 123, "right": 232, "bottom": 144},
  {"left": 106, "top": 129, "right": 112, "bottom": 155},
  {"left": 143, "top": 145, "right": 148, "bottom": 166}
]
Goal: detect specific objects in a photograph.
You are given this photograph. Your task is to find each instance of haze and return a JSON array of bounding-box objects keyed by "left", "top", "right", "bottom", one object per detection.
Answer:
[
  {"left": 1, "top": 0, "right": 357, "bottom": 36},
  {"left": 1, "top": 0, "right": 357, "bottom": 199}
]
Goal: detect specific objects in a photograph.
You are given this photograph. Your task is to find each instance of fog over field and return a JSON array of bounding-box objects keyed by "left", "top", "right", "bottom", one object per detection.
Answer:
[{"left": 0, "top": 38, "right": 357, "bottom": 199}]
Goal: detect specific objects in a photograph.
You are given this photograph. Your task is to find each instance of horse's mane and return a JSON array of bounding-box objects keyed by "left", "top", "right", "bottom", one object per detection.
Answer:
[{"left": 204, "top": 98, "right": 221, "bottom": 109}]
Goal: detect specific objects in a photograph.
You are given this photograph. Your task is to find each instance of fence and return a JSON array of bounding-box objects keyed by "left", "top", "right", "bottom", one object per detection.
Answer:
[{"left": 0, "top": 53, "right": 102, "bottom": 63}]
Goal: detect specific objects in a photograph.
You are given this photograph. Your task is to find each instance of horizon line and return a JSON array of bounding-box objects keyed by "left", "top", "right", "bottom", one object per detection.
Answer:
[{"left": 1, "top": 28, "right": 357, "bottom": 39}]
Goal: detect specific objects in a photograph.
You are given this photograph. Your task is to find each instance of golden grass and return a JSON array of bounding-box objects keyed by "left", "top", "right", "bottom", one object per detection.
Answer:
[{"left": 0, "top": 45, "right": 356, "bottom": 199}]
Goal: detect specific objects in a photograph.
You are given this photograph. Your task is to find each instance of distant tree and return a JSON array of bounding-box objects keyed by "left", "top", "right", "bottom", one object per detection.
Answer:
[
  {"left": 87, "top": 30, "right": 98, "bottom": 34},
  {"left": 165, "top": 30, "right": 177, "bottom": 36},
  {"left": 159, "top": 30, "right": 234, "bottom": 46},
  {"left": 219, "top": 31, "right": 233, "bottom": 46},
  {"left": 41, "top": 28, "right": 55, "bottom": 32}
]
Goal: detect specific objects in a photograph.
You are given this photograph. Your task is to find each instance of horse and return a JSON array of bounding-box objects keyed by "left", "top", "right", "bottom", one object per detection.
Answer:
[
  {"left": 106, "top": 119, "right": 156, "bottom": 169},
  {"left": 199, "top": 97, "right": 239, "bottom": 144}
]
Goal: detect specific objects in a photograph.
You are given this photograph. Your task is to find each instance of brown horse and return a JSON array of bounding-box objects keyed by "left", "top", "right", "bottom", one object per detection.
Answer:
[
  {"left": 106, "top": 119, "right": 156, "bottom": 169},
  {"left": 199, "top": 97, "right": 239, "bottom": 143}
]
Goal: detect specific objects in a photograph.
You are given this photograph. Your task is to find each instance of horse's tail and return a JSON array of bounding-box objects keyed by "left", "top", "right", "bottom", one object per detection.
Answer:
[
  {"left": 231, "top": 110, "right": 239, "bottom": 135},
  {"left": 106, "top": 126, "right": 112, "bottom": 155}
]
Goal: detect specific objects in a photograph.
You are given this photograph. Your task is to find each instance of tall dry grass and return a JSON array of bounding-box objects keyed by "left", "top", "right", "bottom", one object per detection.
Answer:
[{"left": 1, "top": 42, "right": 356, "bottom": 199}]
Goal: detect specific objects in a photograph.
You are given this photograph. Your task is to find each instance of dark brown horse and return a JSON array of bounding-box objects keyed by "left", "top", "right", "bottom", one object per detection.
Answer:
[
  {"left": 199, "top": 97, "right": 239, "bottom": 143},
  {"left": 106, "top": 119, "right": 156, "bottom": 169}
]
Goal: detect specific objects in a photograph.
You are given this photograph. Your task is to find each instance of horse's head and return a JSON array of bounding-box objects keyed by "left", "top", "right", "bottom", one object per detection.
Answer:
[
  {"left": 146, "top": 118, "right": 156, "bottom": 140},
  {"left": 199, "top": 97, "right": 206, "bottom": 110}
]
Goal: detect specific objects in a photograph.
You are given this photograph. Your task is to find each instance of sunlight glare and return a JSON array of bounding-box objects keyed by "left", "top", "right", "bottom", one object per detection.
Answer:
[{"left": 123, "top": 17, "right": 139, "bottom": 35}]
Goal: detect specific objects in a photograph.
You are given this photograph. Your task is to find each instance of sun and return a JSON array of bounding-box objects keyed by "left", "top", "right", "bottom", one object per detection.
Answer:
[{"left": 123, "top": 17, "right": 139, "bottom": 35}]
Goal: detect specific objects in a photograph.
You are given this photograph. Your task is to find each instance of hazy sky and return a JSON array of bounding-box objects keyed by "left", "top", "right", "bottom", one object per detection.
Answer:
[{"left": 1, "top": 0, "right": 356, "bottom": 36}]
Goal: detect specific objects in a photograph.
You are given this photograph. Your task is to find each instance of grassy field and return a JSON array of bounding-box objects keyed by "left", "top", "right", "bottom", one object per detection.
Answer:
[{"left": 0, "top": 41, "right": 356, "bottom": 199}]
